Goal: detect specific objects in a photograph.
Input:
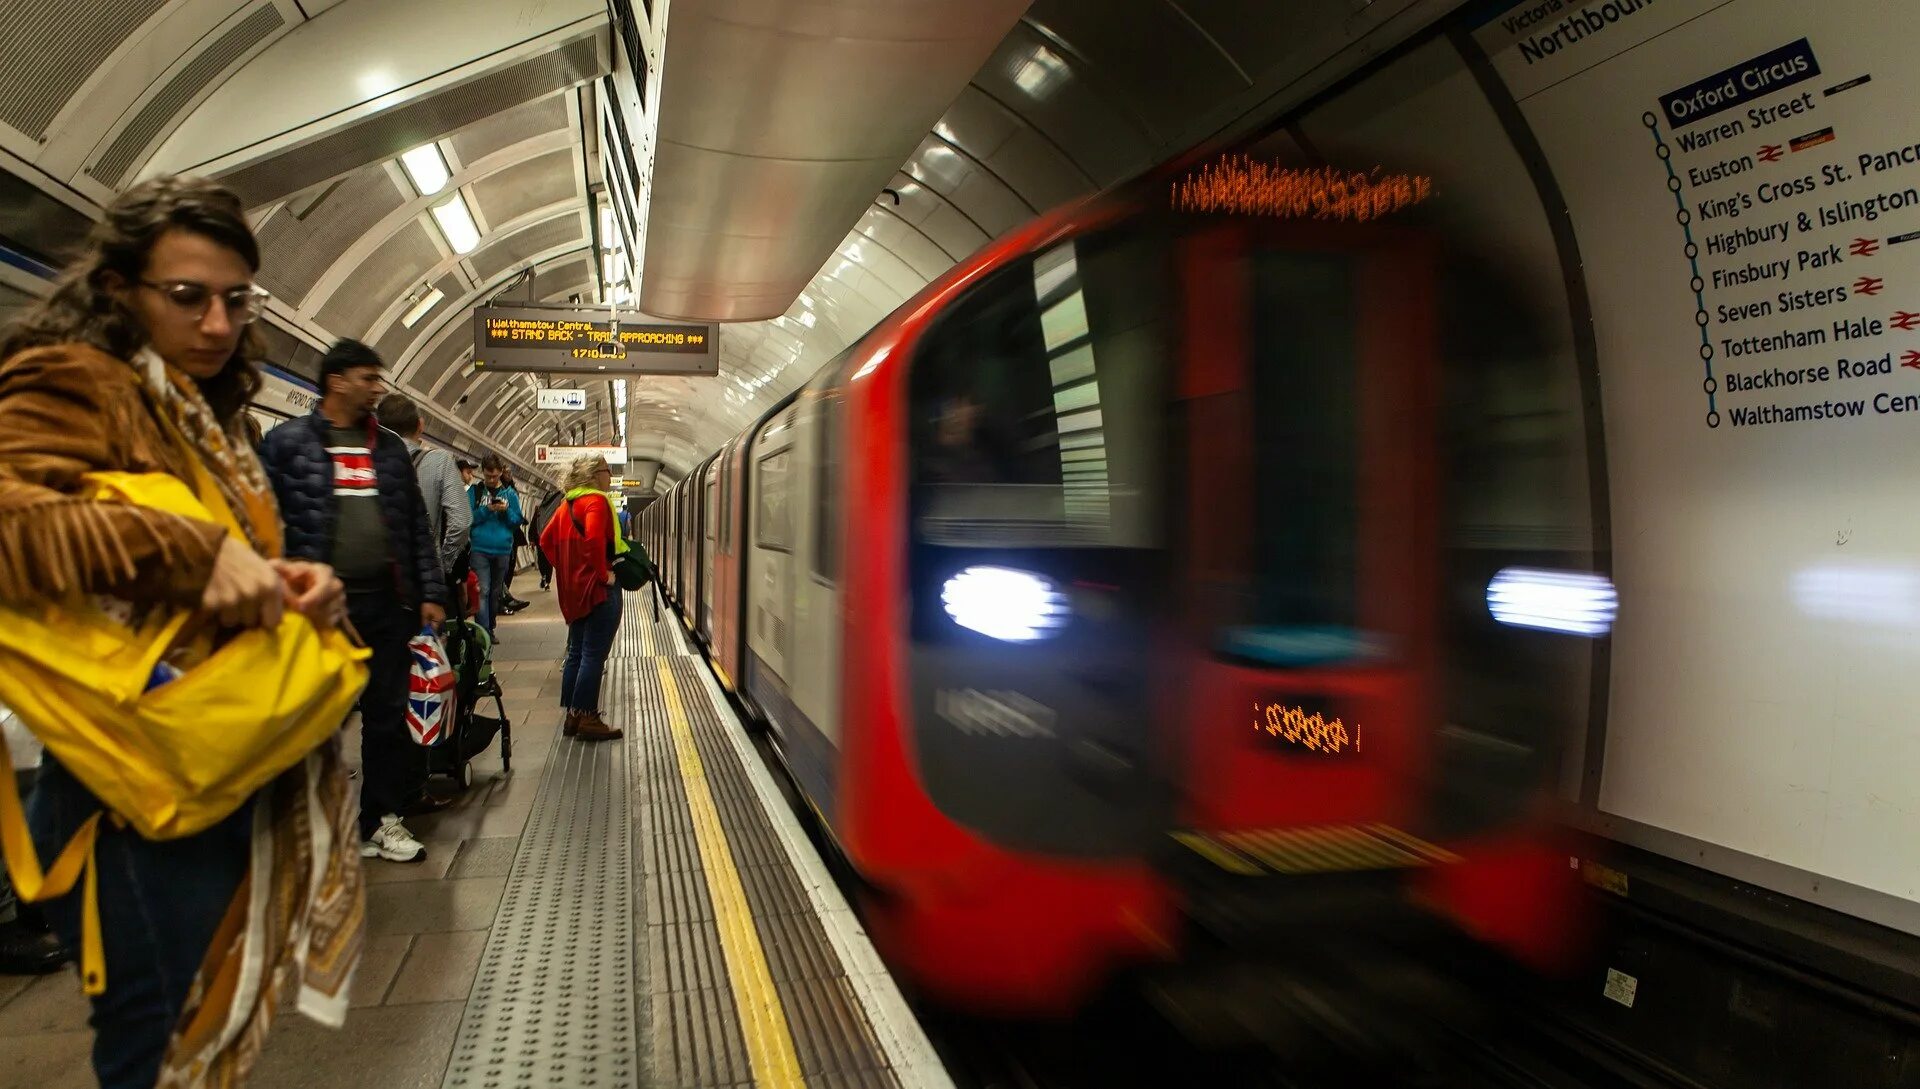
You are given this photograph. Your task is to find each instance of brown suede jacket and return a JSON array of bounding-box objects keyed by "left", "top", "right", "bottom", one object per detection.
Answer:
[{"left": 0, "top": 343, "right": 226, "bottom": 607}]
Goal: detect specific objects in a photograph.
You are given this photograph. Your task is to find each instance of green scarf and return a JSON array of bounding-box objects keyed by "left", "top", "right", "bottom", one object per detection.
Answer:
[{"left": 565, "top": 487, "right": 629, "bottom": 554}]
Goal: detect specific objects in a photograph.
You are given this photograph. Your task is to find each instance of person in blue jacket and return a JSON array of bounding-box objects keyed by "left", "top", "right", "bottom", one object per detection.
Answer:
[{"left": 468, "top": 453, "right": 523, "bottom": 635}]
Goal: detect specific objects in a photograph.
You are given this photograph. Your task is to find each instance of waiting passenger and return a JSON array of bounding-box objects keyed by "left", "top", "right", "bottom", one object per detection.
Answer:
[
  {"left": 540, "top": 455, "right": 627, "bottom": 742},
  {"left": 259, "top": 339, "right": 451, "bottom": 862},
  {"left": 457, "top": 457, "right": 477, "bottom": 487},
  {"left": 377, "top": 392, "right": 471, "bottom": 602},
  {"left": 468, "top": 453, "right": 524, "bottom": 634},
  {"left": 531, "top": 488, "right": 565, "bottom": 591},
  {"left": 0, "top": 175, "right": 355, "bottom": 1088}
]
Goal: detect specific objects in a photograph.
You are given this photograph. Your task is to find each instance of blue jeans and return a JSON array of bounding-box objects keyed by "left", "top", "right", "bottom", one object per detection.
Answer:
[
  {"left": 472, "top": 551, "right": 512, "bottom": 632},
  {"left": 561, "top": 591, "right": 624, "bottom": 713},
  {"left": 28, "top": 759, "right": 252, "bottom": 1089}
]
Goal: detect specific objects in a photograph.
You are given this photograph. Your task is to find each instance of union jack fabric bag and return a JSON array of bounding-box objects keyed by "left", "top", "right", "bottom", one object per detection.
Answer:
[{"left": 406, "top": 628, "right": 457, "bottom": 747}]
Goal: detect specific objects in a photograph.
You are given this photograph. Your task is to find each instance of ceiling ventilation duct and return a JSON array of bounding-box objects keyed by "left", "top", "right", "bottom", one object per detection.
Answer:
[{"left": 640, "top": 0, "right": 1031, "bottom": 322}]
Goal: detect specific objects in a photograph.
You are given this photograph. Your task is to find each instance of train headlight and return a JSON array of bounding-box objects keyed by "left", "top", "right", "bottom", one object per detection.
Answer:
[
  {"left": 1486, "top": 567, "right": 1617, "bottom": 636},
  {"left": 942, "top": 566, "right": 1069, "bottom": 642}
]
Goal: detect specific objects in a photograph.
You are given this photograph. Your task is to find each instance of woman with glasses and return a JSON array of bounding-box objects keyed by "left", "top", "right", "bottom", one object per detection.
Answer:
[{"left": 0, "top": 175, "right": 360, "bottom": 1088}]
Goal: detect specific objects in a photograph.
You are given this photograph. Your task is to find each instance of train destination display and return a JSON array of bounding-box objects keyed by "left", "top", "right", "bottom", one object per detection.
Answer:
[
  {"left": 473, "top": 304, "right": 718, "bottom": 375},
  {"left": 1479, "top": 0, "right": 1920, "bottom": 923}
]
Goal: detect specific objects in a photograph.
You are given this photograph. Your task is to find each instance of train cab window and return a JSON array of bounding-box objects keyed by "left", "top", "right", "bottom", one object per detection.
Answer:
[
  {"left": 1246, "top": 250, "right": 1359, "bottom": 631},
  {"left": 704, "top": 477, "right": 717, "bottom": 541},
  {"left": 908, "top": 229, "right": 1167, "bottom": 549}
]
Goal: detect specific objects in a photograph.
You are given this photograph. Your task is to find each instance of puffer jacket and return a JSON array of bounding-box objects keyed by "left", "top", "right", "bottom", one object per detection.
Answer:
[{"left": 258, "top": 410, "right": 448, "bottom": 609}]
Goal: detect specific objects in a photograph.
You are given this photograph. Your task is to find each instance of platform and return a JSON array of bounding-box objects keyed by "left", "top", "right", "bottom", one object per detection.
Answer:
[{"left": 0, "top": 587, "right": 947, "bottom": 1089}]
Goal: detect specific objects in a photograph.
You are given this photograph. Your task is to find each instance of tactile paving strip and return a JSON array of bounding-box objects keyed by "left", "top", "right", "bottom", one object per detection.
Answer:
[
  {"left": 441, "top": 704, "right": 639, "bottom": 1089},
  {"left": 668, "top": 656, "right": 899, "bottom": 1089}
]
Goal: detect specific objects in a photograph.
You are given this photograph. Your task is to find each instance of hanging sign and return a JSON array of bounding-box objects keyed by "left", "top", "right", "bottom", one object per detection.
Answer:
[
  {"left": 537, "top": 388, "right": 589, "bottom": 411},
  {"left": 473, "top": 304, "right": 718, "bottom": 375},
  {"left": 534, "top": 444, "right": 628, "bottom": 466}
]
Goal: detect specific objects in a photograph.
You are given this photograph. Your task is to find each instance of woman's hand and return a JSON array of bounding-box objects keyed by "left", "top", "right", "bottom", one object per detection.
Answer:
[
  {"left": 200, "top": 535, "right": 284, "bottom": 629},
  {"left": 272, "top": 560, "right": 345, "bottom": 628}
]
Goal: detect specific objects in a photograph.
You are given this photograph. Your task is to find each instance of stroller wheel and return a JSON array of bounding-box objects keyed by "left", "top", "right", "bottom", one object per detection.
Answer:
[{"left": 455, "top": 761, "right": 473, "bottom": 790}]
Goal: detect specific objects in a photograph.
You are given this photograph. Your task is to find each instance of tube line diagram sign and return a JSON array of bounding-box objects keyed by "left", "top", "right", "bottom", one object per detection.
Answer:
[
  {"left": 473, "top": 304, "right": 718, "bottom": 375},
  {"left": 1474, "top": 0, "right": 1920, "bottom": 915}
]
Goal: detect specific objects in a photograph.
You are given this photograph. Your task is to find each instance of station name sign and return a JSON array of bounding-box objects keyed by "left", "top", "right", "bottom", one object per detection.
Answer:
[{"left": 473, "top": 304, "right": 718, "bottom": 375}]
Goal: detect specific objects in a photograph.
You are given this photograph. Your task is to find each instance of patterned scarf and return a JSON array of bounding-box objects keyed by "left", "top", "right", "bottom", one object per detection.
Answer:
[
  {"left": 131, "top": 350, "right": 365, "bottom": 1088},
  {"left": 135, "top": 349, "right": 282, "bottom": 558}
]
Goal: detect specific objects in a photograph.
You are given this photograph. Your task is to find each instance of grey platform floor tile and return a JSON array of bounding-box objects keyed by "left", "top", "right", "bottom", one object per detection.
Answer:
[
  {"left": 351, "top": 933, "right": 415, "bottom": 1009},
  {"left": 387, "top": 930, "right": 489, "bottom": 1006},
  {"left": 248, "top": 1000, "right": 465, "bottom": 1089},
  {"left": 367, "top": 877, "right": 508, "bottom": 937},
  {"left": 448, "top": 837, "right": 520, "bottom": 880},
  {"left": 364, "top": 842, "right": 459, "bottom": 884},
  {"left": 0, "top": 972, "right": 31, "bottom": 1010},
  {"left": 0, "top": 972, "right": 90, "bottom": 1035},
  {"left": 0, "top": 1028, "right": 95, "bottom": 1089}
]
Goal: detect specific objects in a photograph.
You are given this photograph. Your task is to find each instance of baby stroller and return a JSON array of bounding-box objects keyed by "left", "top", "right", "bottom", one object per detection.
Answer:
[{"left": 431, "top": 617, "right": 512, "bottom": 789}]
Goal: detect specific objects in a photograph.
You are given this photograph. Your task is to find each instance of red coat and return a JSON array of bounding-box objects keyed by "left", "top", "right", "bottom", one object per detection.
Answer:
[{"left": 541, "top": 491, "right": 615, "bottom": 624}]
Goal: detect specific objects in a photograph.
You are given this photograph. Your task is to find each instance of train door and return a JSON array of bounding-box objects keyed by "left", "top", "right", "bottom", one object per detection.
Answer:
[
  {"left": 1170, "top": 220, "right": 1439, "bottom": 848},
  {"left": 746, "top": 408, "right": 799, "bottom": 708},
  {"left": 701, "top": 460, "right": 719, "bottom": 642}
]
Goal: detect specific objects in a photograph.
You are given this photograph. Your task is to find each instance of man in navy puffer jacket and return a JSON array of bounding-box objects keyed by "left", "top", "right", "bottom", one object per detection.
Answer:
[{"left": 259, "top": 339, "right": 450, "bottom": 864}]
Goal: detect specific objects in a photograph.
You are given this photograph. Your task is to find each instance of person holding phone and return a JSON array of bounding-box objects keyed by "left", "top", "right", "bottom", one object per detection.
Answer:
[{"left": 467, "top": 453, "right": 523, "bottom": 635}]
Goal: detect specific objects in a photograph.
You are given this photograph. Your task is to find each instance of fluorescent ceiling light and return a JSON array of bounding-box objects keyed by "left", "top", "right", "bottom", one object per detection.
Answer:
[
  {"left": 599, "top": 205, "right": 618, "bottom": 244},
  {"left": 400, "top": 286, "right": 445, "bottom": 328},
  {"left": 431, "top": 194, "right": 480, "bottom": 254},
  {"left": 401, "top": 144, "right": 450, "bottom": 196}
]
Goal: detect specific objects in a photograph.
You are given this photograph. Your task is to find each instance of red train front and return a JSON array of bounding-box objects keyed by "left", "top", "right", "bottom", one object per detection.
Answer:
[{"left": 646, "top": 159, "right": 1593, "bottom": 1016}]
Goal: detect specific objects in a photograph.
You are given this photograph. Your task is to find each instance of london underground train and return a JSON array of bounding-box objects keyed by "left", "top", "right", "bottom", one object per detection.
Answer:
[{"left": 642, "top": 152, "right": 1599, "bottom": 1015}]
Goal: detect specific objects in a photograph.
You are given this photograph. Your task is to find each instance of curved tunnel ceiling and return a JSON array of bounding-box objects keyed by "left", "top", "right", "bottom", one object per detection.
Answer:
[{"left": 0, "top": 0, "right": 1465, "bottom": 488}]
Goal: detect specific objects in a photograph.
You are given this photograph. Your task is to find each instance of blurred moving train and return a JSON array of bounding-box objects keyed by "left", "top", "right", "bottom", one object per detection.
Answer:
[{"left": 642, "top": 151, "right": 1600, "bottom": 1015}]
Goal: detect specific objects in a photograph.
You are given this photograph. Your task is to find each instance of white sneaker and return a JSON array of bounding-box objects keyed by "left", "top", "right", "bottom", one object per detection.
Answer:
[{"left": 361, "top": 816, "right": 427, "bottom": 863}]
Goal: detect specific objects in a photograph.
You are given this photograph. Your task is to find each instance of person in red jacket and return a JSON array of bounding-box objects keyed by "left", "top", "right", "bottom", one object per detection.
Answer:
[{"left": 540, "top": 455, "right": 625, "bottom": 741}]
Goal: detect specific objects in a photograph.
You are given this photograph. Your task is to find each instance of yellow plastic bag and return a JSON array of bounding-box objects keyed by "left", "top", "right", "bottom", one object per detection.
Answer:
[{"left": 0, "top": 469, "right": 370, "bottom": 994}]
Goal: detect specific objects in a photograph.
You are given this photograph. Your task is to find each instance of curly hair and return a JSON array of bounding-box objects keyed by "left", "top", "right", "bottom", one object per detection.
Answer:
[
  {"left": 561, "top": 455, "right": 609, "bottom": 492},
  {"left": 1, "top": 174, "right": 265, "bottom": 425}
]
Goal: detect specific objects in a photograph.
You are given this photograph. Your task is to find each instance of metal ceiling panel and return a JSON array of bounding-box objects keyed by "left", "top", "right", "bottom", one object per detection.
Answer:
[
  {"left": 88, "top": 3, "right": 286, "bottom": 187},
  {"left": 469, "top": 148, "right": 578, "bottom": 229},
  {"left": 186, "top": 32, "right": 606, "bottom": 207},
  {"left": 373, "top": 271, "right": 466, "bottom": 365},
  {"left": 639, "top": 0, "right": 1031, "bottom": 322},
  {"left": 937, "top": 86, "right": 1090, "bottom": 207},
  {"left": 468, "top": 215, "right": 584, "bottom": 282},
  {"left": 0, "top": 0, "right": 165, "bottom": 141},
  {"left": 903, "top": 136, "right": 1034, "bottom": 238},
  {"left": 315, "top": 218, "right": 441, "bottom": 336},
  {"left": 1169, "top": 0, "right": 1356, "bottom": 86},
  {"left": 853, "top": 206, "right": 953, "bottom": 282},
  {"left": 449, "top": 94, "right": 572, "bottom": 167},
  {"left": 255, "top": 165, "right": 407, "bottom": 307},
  {"left": 532, "top": 257, "right": 594, "bottom": 301},
  {"left": 968, "top": 21, "right": 1154, "bottom": 186},
  {"left": 1021, "top": 2, "right": 1250, "bottom": 140}
]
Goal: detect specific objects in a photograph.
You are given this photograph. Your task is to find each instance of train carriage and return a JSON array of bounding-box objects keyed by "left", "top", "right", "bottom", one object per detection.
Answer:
[{"left": 642, "top": 158, "right": 1584, "bottom": 1013}]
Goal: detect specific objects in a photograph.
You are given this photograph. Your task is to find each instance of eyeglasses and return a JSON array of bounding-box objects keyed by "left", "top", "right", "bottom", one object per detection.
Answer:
[{"left": 138, "top": 280, "right": 272, "bottom": 324}]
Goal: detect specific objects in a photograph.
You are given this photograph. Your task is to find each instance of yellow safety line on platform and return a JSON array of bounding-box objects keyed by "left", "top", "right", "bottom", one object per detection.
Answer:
[{"left": 655, "top": 659, "right": 805, "bottom": 1089}]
